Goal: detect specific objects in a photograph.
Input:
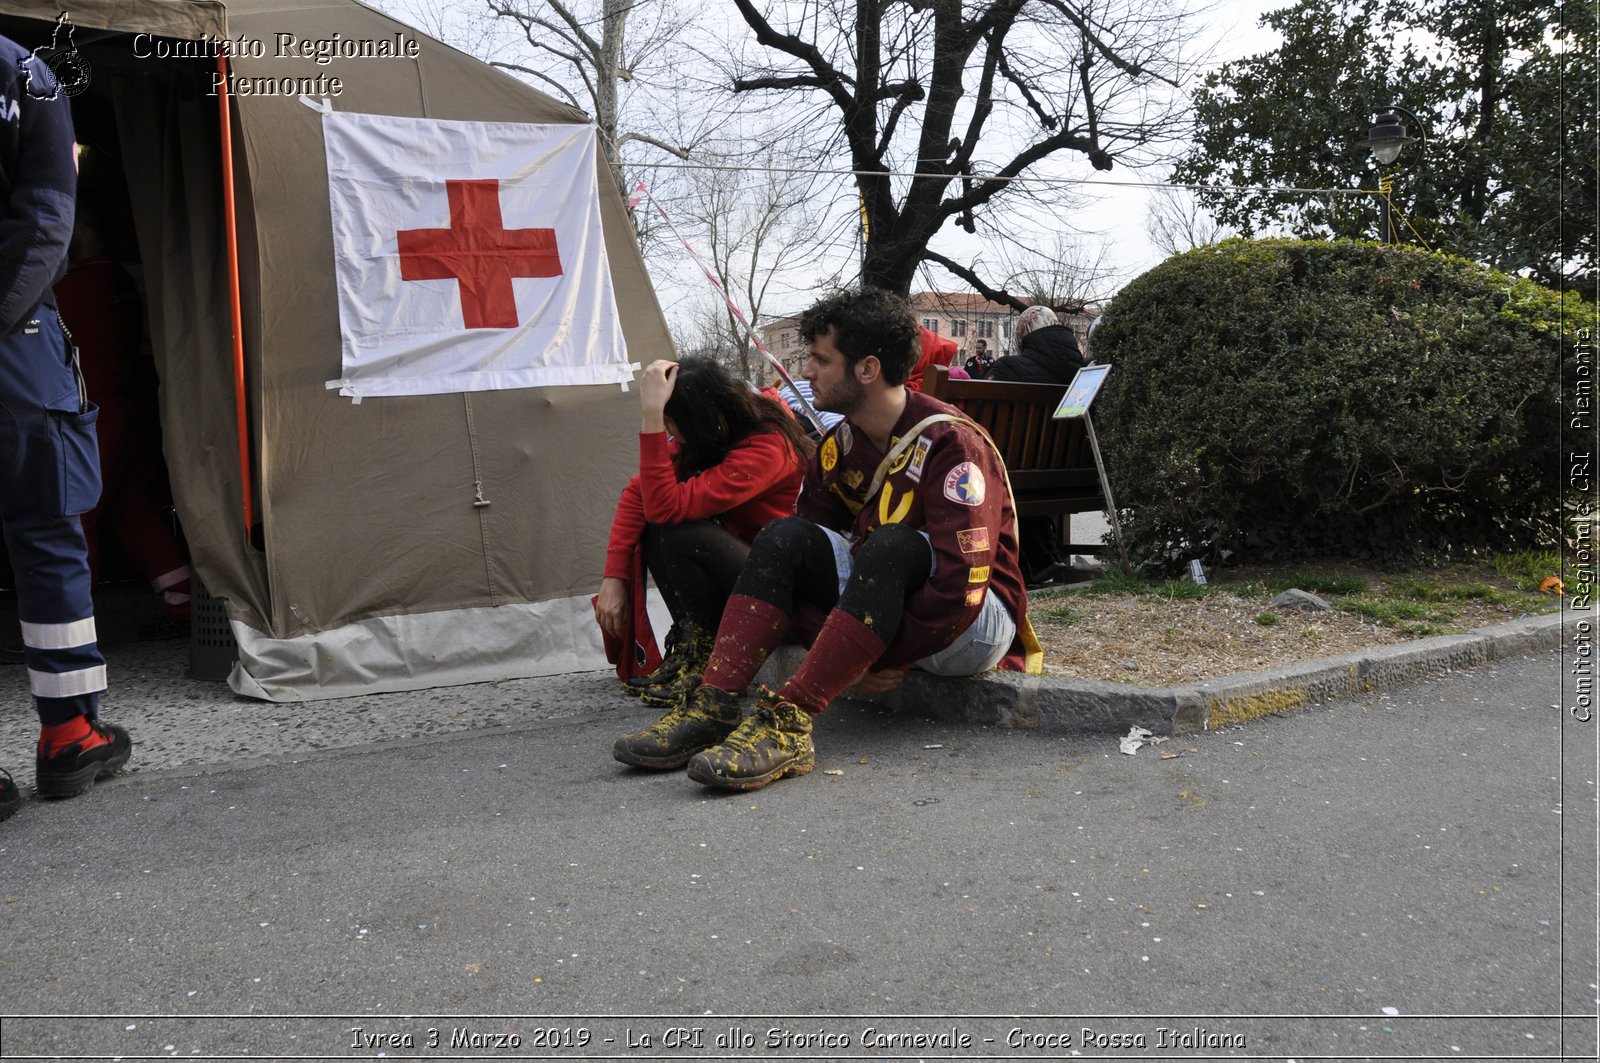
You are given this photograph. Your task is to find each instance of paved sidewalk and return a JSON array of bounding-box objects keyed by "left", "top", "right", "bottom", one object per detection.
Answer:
[{"left": 0, "top": 580, "right": 1573, "bottom": 790}]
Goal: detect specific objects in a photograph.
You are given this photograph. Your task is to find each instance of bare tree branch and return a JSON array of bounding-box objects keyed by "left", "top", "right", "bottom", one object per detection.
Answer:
[
  {"left": 616, "top": 131, "right": 691, "bottom": 158},
  {"left": 487, "top": 60, "right": 583, "bottom": 108},
  {"left": 924, "top": 250, "right": 1028, "bottom": 312},
  {"left": 726, "top": 0, "right": 1193, "bottom": 292},
  {"left": 1036, "top": 0, "right": 1180, "bottom": 86}
]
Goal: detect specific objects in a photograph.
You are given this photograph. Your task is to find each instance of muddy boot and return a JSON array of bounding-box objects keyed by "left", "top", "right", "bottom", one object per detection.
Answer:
[
  {"left": 634, "top": 629, "right": 713, "bottom": 708},
  {"left": 686, "top": 690, "right": 815, "bottom": 791},
  {"left": 624, "top": 620, "right": 711, "bottom": 706},
  {"left": 613, "top": 684, "right": 744, "bottom": 770}
]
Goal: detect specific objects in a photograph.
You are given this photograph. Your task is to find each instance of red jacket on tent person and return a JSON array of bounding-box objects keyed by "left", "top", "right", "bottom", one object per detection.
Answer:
[
  {"left": 905, "top": 326, "right": 958, "bottom": 392},
  {"left": 595, "top": 358, "right": 808, "bottom": 704}
]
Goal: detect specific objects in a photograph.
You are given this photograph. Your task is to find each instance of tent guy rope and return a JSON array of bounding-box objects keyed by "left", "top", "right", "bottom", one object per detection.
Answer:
[{"left": 627, "top": 180, "right": 825, "bottom": 436}]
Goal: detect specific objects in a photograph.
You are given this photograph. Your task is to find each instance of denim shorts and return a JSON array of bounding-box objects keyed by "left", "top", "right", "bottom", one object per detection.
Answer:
[{"left": 819, "top": 525, "right": 1016, "bottom": 677}]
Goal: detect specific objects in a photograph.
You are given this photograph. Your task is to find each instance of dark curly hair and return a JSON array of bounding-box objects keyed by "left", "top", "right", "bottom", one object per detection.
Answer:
[
  {"left": 796, "top": 287, "right": 920, "bottom": 385},
  {"left": 664, "top": 356, "right": 813, "bottom": 478}
]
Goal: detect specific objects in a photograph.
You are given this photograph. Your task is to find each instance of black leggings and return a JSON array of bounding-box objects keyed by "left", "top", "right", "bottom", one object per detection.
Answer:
[
  {"left": 642, "top": 520, "right": 751, "bottom": 631},
  {"left": 734, "top": 517, "right": 931, "bottom": 635}
]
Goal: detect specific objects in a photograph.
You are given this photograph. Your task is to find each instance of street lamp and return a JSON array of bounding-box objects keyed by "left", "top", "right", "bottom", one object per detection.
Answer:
[{"left": 1357, "top": 104, "right": 1426, "bottom": 244}]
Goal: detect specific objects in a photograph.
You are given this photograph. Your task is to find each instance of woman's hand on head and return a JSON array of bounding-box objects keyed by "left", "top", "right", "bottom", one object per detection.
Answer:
[{"left": 640, "top": 359, "right": 677, "bottom": 433}]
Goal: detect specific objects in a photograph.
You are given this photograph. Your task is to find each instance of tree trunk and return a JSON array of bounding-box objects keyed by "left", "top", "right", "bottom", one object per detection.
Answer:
[
  {"left": 597, "top": 0, "right": 630, "bottom": 200},
  {"left": 861, "top": 242, "right": 920, "bottom": 295}
]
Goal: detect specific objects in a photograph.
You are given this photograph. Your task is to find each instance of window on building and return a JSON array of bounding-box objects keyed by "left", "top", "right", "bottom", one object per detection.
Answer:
[
  {"left": 978, "top": 319, "right": 994, "bottom": 339},
  {"left": 951, "top": 319, "right": 967, "bottom": 337},
  {"left": 921, "top": 318, "right": 941, "bottom": 333},
  {"left": 779, "top": 331, "right": 792, "bottom": 349}
]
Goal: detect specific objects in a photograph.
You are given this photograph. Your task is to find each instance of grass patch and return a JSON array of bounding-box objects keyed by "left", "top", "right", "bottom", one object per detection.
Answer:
[
  {"left": 1388, "top": 572, "right": 1557, "bottom": 616},
  {"left": 1391, "top": 577, "right": 1520, "bottom": 605},
  {"left": 1264, "top": 570, "right": 1369, "bottom": 596},
  {"left": 1337, "top": 595, "right": 1452, "bottom": 632},
  {"left": 1254, "top": 612, "right": 1280, "bottom": 626},
  {"left": 1150, "top": 579, "right": 1210, "bottom": 600},
  {"left": 1038, "top": 601, "right": 1087, "bottom": 625},
  {"left": 1073, "top": 565, "right": 1152, "bottom": 596},
  {"left": 1492, "top": 549, "right": 1564, "bottom": 593},
  {"left": 1071, "top": 565, "right": 1212, "bottom": 600}
]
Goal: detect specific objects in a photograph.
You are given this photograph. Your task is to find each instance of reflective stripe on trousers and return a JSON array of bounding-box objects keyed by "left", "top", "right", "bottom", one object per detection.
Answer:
[{"left": 0, "top": 310, "right": 106, "bottom": 723}]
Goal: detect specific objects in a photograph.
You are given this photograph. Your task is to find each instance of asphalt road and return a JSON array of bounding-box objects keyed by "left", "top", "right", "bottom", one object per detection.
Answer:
[{"left": 1, "top": 649, "right": 1594, "bottom": 1061}]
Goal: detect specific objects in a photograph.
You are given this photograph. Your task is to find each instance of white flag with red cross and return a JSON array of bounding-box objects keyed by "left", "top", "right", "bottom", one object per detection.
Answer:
[{"left": 321, "top": 112, "right": 634, "bottom": 400}]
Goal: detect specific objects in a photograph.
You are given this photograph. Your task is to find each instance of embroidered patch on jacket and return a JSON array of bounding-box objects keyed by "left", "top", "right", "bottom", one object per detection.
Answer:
[
  {"left": 842, "top": 467, "right": 864, "bottom": 490},
  {"left": 836, "top": 422, "right": 852, "bottom": 455},
  {"left": 957, "top": 527, "right": 990, "bottom": 554},
  {"left": 964, "top": 587, "right": 986, "bottom": 606},
  {"left": 821, "top": 435, "right": 839, "bottom": 471},
  {"left": 888, "top": 435, "right": 913, "bottom": 474},
  {"left": 968, "top": 565, "right": 990, "bottom": 583},
  {"left": 943, "top": 462, "right": 986, "bottom": 506},
  {"left": 907, "top": 435, "right": 932, "bottom": 483}
]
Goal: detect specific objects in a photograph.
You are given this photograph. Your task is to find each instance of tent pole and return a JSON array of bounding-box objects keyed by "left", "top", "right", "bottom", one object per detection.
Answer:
[{"left": 216, "top": 56, "right": 254, "bottom": 545}]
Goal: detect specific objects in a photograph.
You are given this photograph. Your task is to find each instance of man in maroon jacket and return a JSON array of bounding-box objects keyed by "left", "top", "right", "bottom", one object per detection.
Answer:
[{"left": 613, "top": 287, "right": 1040, "bottom": 790}]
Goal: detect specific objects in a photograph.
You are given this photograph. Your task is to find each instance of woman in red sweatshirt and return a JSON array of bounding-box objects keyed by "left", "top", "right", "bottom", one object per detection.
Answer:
[{"left": 596, "top": 357, "right": 810, "bottom": 706}]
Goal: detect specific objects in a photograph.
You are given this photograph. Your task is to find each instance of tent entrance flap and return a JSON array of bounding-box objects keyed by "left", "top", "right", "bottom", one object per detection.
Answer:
[{"left": 0, "top": 12, "right": 275, "bottom": 635}]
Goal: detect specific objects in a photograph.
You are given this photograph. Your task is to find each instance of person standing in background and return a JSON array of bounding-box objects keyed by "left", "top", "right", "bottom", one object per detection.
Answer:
[
  {"left": 0, "top": 34, "right": 132, "bottom": 819},
  {"left": 962, "top": 337, "right": 993, "bottom": 378}
]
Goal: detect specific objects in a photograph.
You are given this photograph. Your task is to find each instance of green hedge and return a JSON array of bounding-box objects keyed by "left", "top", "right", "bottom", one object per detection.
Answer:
[{"left": 1092, "top": 238, "right": 1580, "bottom": 570}]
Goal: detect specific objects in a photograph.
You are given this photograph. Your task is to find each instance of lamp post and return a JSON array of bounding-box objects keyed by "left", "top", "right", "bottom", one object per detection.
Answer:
[{"left": 1357, "top": 104, "right": 1425, "bottom": 243}]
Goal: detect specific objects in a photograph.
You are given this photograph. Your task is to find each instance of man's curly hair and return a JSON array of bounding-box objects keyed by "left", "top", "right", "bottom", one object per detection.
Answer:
[{"left": 797, "top": 287, "right": 920, "bottom": 386}]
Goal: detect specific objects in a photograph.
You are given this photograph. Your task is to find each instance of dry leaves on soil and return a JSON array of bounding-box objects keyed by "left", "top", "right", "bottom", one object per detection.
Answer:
[{"left": 1029, "top": 568, "right": 1558, "bottom": 687}]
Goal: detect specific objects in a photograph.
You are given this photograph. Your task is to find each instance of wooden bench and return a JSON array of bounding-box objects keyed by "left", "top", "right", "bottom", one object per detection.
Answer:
[{"left": 924, "top": 364, "right": 1107, "bottom": 555}]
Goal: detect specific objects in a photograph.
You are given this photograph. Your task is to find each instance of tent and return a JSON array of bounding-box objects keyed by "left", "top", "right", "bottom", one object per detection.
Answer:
[{"left": 3, "top": 1, "right": 671, "bottom": 700}]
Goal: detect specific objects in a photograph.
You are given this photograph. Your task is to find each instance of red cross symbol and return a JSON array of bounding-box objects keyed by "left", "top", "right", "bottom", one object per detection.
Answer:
[{"left": 396, "top": 179, "right": 561, "bottom": 329}]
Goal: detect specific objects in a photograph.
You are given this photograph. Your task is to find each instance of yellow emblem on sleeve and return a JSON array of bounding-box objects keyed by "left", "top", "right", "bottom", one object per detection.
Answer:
[
  {"left": 821, "top": 436, "right": 839, "bottom": 471},
  {"left": 964, "top": 587, "right": 986, "bottom": 606},
  {"left": 968, "top": 565, "right": 990, "bottom": 583}
]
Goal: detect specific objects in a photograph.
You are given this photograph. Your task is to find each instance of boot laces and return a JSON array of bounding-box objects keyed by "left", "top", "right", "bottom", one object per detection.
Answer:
[
  {"left": 719, "top": 704, "right": 786, "bottom": 755},
  {"left": 644, "top": 704, "right": 696, "bottom": 736},
  {"left": 644, "top": 690, "right": 729, "bottom": 735}
]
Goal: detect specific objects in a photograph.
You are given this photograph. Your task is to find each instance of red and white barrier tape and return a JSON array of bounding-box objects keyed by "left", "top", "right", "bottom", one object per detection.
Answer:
[{"left": 629, "top": 181, "right": 825, "bottom": 435}]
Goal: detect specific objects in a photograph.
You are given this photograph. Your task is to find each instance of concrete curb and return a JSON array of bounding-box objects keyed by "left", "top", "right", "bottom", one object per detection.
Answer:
[{"left": 758, "top": 609, "right": 1569, "bottom": 738}]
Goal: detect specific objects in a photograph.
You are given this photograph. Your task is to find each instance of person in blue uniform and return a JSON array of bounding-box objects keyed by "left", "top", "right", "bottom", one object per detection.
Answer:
[{"left": 0, "top": 33, "right": 132, "bottom": 821}]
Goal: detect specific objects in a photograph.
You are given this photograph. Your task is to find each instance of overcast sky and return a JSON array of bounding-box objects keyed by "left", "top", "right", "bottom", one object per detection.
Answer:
[{"left": 1075, "top": 0, "right": 1282, "bottom": 281}]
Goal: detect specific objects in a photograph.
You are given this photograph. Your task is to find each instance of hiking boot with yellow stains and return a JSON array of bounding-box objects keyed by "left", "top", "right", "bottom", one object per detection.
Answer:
[
  {"left": 686, "top": 691, "right": 815, "bottom": 791},
  {"left": 613, "top": 684, "right": 743, "bottom": 770},
  {"left": 625, "top": 620, "right": 712, "bottom": 707}
]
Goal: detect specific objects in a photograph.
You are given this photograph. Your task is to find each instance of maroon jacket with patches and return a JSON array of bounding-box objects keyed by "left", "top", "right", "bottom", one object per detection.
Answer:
[{"left": 795, "top": 390, "right": 1032, "bottom": 670}]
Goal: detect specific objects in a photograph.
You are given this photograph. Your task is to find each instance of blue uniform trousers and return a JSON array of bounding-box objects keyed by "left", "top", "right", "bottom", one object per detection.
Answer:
[{"left": 0, "top": 308, "right": 106, "bottom": 725}]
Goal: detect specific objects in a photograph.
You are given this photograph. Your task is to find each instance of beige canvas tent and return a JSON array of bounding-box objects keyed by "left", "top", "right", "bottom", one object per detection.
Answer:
[{"left": 4, "top": 0, "right": 671, "bottom": 699}]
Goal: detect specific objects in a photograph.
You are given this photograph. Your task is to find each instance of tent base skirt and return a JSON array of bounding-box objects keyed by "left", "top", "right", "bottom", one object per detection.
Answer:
[{"left": 226, "top": 593, "right": 660, "bottom": 702}]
